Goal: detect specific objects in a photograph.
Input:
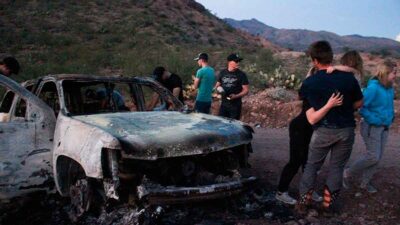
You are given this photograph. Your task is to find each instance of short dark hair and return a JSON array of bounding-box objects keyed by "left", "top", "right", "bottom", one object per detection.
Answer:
[
  {"left": 153, "top": 66, "right": 166, "bottom": 81},
  {"left": 307, "top": 40, "right": 333, "bottom": 65},
  {"left": 2, "top": 57, "right": 20, "bottom": 75}
]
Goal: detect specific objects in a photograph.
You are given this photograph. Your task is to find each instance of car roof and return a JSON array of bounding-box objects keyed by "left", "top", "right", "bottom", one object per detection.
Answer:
[{"left": 44, "top": 74, "right": 152, "bottom": 82}]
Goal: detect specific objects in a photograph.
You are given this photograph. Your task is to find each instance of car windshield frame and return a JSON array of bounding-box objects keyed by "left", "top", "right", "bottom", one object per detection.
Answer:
[{"left": 59, "top": 77, "right": 183, "bottom": 116}]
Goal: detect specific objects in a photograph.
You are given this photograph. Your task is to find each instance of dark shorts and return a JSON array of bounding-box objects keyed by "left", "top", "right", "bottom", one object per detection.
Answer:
[
  {"left": 218, "top": 100, "right": 242, "bottom": 120},
  {"left": 195, "top": 101, "right": 212, "bottom": 114}
]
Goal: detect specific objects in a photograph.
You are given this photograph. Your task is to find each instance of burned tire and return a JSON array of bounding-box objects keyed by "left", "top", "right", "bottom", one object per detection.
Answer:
[
  {"left": 68, "top": 178, "right": 94, "bottom": 221},
  {"left": 66, "top": 161, "right": 103, "bottom": 222}
]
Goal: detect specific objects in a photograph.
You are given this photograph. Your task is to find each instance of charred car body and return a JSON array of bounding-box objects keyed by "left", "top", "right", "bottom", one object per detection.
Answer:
[{"left": 0, "top": 74, "right": 254, "bottom": 216}]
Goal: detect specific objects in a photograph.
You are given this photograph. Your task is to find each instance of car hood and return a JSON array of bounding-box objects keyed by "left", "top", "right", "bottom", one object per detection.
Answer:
[{"left": 72, "top": 112, "right": 253, "bottom": 160}]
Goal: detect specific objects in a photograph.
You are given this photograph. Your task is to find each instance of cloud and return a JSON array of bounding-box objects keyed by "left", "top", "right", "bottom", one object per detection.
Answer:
[{"left": 396, "top": 33, "right": 400, "bottom": 42}]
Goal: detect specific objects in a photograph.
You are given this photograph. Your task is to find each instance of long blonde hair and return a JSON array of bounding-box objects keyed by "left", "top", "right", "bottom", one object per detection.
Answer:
[{"left": 375, "top": 60, "right": 396, "bottom": 88}]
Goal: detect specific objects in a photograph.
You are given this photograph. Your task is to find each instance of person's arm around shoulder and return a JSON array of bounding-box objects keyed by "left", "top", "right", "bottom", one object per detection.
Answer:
[
  {"left": 306, "top": 93, "right": 343, "bottom": 125},
  {"left": 327, "top": 65, "right": 360, "bottom": 75}
]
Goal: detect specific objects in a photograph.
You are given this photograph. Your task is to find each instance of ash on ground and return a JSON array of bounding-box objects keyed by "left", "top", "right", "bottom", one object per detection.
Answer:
[{"left": 0, "top": 183, "right": 296, "bottom": 225}]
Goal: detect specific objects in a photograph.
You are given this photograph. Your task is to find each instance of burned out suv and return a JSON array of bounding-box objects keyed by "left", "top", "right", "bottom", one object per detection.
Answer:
[{"left": 0, "top": 74, "right": 255, "bottom": 217}]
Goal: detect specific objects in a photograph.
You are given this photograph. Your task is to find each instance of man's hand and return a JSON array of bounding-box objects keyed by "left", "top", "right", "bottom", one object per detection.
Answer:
[
  {"left": 228, "top": 94, "right": 237, "bottom": 100},
  {"left": 227, "top": 85, "right": 249, "bottom": 100}
]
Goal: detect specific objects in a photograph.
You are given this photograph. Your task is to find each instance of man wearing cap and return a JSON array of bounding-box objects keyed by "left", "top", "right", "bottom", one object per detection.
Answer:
[
  {"left": 0, "top": 57, "right": 20, "bottom": 77},
  {"left": 215, "top": 53, "right": 249, "bottom": 120},
  {"left": 193, "top": 53, "right": 216, "bottom": 114}
]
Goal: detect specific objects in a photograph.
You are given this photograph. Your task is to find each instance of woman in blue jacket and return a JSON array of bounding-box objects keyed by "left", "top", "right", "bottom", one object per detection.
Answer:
[{"left": 343, "top": 60, "right": 397, "bottom": 193}]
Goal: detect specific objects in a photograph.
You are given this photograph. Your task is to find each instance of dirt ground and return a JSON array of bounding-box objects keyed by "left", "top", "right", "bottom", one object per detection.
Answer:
[
  {"left": 1, "top": 126, "right": 399, "bottom": 225},
  {"left": 249, "top": 127, "right": 400, "bottom": 225}
]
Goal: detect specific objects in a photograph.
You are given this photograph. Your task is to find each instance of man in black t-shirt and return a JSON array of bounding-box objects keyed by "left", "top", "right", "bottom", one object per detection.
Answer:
[
  {"left": 148, "top": 66, "right": 184, "bottom": 110},
  {"left": 296, "top": 41, "right": 363, "bottom": 213},
  {"left": 215, "top": 53, "right": 249, "bottom": 120}
]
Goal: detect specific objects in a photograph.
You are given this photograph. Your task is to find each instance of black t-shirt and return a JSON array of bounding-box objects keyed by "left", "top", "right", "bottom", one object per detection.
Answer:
[
  {"left": 299, "top": 70, "right": 363, "bottom": 129},
  {"left": 218, "top": 69, "right": 249, "bottom": 103},
  {"left": 160, "top": 73, "right": 184, "bottom": 102}
]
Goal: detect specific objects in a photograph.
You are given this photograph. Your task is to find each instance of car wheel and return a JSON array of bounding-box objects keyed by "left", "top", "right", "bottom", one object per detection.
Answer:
[{"left": 68, "top": 178, "right": 94, "bottom": 222}]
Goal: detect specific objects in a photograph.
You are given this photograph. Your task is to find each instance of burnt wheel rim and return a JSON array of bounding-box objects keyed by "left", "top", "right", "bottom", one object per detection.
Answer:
[{"left": 69, "top": 179, "right": 93, "bottom": 219}]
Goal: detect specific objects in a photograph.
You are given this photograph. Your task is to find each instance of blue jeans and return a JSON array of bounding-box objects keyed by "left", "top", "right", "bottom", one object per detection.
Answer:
[{"left": 195, "top": 101, "right": 211, "bottom": 114}]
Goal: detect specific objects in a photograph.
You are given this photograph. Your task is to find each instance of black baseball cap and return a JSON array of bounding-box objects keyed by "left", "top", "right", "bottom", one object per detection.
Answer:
[
  {"left": 2, "top": 57, "right": 20, "bottom": 75},
  {"left": 227, "top": 53, "right": 243, "bottom": 62},
  {"left": 194, "top": 53, "right": 208, "bottom": 61}
]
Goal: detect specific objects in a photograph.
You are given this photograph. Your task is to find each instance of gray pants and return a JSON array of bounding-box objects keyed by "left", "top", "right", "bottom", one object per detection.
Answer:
[
  {"left": 299, "top": 127, "right": 355, "bottom": 195},
  {"left": 347, "top": 120, "right": 389, "bottom": 185}
]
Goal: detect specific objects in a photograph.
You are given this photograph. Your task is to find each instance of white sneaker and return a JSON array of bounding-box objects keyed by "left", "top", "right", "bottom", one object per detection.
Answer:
[
  {"left": 312, "top": 192, "right": 323, "bottom": 202},
  {"left": 275, "top": 192, "right": 297, "bottom": 205}
]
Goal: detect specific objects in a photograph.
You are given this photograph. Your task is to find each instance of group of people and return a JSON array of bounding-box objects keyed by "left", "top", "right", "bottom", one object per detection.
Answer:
[
  {"left": 1, "top": 40, "right": 397, "bottom": 214},
  {"left": 150, "top": 43, "right": 397, "bottom": 214},
  {"left": 274, "top": 40, "right": 397, "bottom": 214},
  {"left": 151, "top": 52, "right": 249, "bottom": 119}
]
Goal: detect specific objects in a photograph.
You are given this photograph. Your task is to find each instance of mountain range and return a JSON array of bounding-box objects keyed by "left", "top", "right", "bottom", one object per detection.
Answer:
[{"left": 225, "top": 18, "right": 400, "bottom": 56}]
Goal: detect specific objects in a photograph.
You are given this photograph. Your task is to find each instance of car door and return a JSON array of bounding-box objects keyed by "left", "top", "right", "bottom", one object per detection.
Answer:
[{"left": 0, "top": 75, "right": 56, "bottom": 200}]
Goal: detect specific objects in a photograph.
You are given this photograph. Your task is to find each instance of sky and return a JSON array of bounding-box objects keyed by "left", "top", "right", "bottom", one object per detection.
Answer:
[{"left": 196, "top": 0, "right": 400, "bottom": 41}]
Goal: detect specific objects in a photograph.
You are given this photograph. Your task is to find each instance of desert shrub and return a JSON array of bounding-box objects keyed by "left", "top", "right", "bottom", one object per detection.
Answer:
[
  {"left": 261, "top": 66, "right": 303, "bottom": 90},
  {"left": 244, "top": 63, "right": 302, "bottom": 90},
  {"left": 254, "top": 49, "right": 281, "bottom": 74}
]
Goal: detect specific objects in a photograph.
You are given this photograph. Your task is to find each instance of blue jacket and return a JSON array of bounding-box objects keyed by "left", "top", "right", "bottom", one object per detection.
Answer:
[{"left": 360, "top": 79, "right": 394, "bottom": 126}]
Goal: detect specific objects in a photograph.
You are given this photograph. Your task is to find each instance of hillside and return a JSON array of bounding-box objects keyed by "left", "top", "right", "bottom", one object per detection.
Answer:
[
  {"left": 225, "top": 18, "right": 400, "bottom": 56},
  {"left": 0, "top": 0, "right": 279, "bottom": 84}
]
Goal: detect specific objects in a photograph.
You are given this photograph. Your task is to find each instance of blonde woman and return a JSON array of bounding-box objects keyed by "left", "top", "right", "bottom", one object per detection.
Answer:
[{"left": 343, "top": 60, "right": 397, "bottom": 193}]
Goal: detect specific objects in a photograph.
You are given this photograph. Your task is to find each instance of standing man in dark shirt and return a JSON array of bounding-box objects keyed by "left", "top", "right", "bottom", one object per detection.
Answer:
[
  {"left": 297, "top": 41, "right": 363, "bottom": 213},
  {"left": 148, "top": 66, "right": 184, "bottom": 110},
  {"left": 0, "top": 57, "right": 20, "bottom": 77},
  {"left": 215, "top": 53, "right": 249, "bottom": 120}
]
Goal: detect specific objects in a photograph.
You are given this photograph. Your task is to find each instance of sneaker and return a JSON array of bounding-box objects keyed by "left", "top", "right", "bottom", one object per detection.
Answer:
[
  {"left": 275, "top": 192, "right": 297, "bottom": 205},
  {"left": 312, "top": 192, "right": 323, "bottom": 202},
  {"left": 360, "top": 183, "right": 377, "bottom": 193}
]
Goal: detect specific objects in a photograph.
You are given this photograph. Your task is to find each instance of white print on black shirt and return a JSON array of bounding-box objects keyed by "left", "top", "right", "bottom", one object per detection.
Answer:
[{"left": 221, "top": 76, "right": 238, "bottom": 88}]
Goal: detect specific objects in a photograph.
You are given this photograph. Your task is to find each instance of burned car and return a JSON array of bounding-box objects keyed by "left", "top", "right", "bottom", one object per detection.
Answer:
[{"left": 0, "top": 74, "right": 255, "bottom": 217}]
